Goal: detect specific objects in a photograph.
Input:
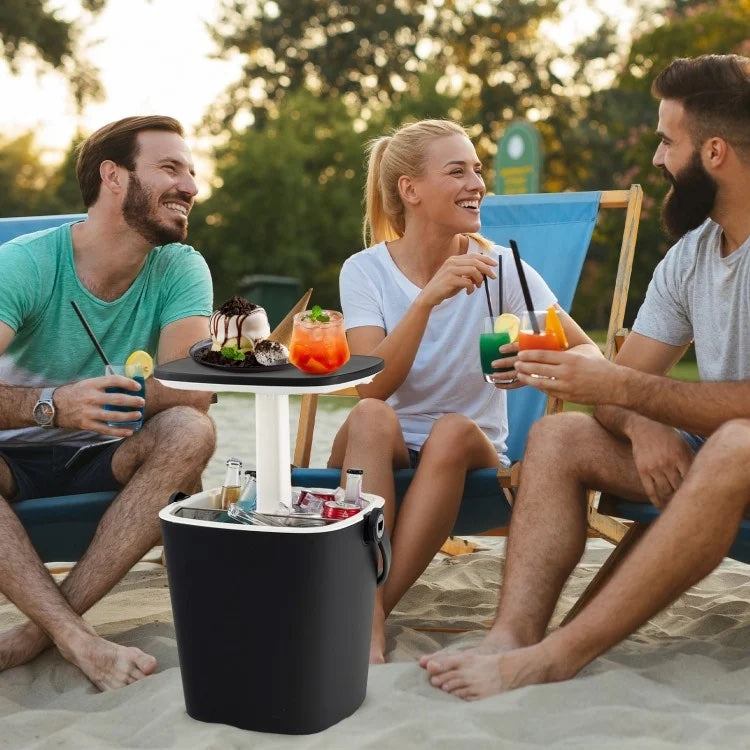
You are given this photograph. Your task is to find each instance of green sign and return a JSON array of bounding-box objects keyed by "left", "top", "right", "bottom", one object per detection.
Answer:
[{"left": 494, "top": 121, "right": 543, "bottom": 195}]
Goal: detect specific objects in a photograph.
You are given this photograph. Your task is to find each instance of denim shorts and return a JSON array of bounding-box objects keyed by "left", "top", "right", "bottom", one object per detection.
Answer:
[
  {"left": 0, "top": 440, "right": 123, "bottom": 502},
  {"left": 677, "top": 430, "right": 707, "bottom": 454}
]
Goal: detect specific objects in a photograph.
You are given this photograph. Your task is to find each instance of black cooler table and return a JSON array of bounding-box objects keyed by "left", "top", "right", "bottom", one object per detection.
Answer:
[{"left": 156, "top": 355, "right": 388, "bottom": 735}]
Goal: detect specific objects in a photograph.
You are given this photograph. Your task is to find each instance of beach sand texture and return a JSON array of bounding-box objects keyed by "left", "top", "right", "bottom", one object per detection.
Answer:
[{"left": 2, "top": 538, "right": 750, "bottom": 749}]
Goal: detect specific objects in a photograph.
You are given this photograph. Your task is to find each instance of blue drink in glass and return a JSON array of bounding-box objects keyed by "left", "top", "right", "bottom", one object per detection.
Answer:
[{"left": 104, "top": 364, "right": 145, "bottom": 430}]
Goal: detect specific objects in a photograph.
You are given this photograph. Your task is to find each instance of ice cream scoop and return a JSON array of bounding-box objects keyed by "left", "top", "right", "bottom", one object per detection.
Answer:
[
  {"left": 254, "top": 339, "right": 289, "bottom": 366},
  {"left": 209, "top": 296, "right": 270, "bottom": 352}
]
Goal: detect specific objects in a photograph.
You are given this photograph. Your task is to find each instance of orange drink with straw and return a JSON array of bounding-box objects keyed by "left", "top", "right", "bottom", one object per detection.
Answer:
[
  {"left": 289, "top": 307, "right": 350, "bottom": 375},
  {"left": 518, "top": 307, "right": 569, "bottom": 351}
]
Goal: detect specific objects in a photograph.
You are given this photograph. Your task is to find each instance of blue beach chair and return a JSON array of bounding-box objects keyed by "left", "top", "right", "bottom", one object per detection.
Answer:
[
  {"left": 291, "top": 187, "right": 643, "bottom": 535},
  {"left": 0, "top": 213, "right": 117, "bottom": 563}
]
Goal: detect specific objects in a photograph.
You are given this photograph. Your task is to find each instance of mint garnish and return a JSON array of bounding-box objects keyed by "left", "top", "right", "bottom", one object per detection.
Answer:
[
  {"left": 304, "top": 305, "right": 330, "bottom": 323},
  {"left": 221, "top": 346, "right": 245, "bottom": 361}
]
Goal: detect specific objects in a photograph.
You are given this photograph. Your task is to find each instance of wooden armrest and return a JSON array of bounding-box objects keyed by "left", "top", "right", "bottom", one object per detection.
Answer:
[
  {"left": 614, "top": 327, "right": 629, "bottom": 354},
  {"left": 497, "top": 462, "right": 521, "bottom": 489}
]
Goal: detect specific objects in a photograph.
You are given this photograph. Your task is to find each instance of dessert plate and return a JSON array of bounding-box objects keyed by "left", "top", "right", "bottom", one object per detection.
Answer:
[{"left": 189, "top": 339, "right": 292, "bottom": 373}]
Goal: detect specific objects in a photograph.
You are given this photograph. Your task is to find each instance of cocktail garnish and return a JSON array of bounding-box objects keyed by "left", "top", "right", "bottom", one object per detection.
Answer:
[
  {"left": 304, "top": 305, "right": 330, "bottom": 323},
  {"left": 494, "top": 313, "right": 520, "bottom": 341},
  {"left": 125, "top": 350, "right": 154, "bottom": 378},
  {"left": 545, "top": 306, "right": 569, "bottom": 349}
]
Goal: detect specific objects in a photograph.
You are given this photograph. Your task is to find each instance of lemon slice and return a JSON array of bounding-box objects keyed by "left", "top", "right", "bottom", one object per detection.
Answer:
[
  {"left": 545, "top": 306, "right": 569, "bottom": 350},
  {"left": 494, "top": 313, "right": 520, "bottom": 342},
  {"left": 125, "top": 350, "right": 154, "bottom": 379}
]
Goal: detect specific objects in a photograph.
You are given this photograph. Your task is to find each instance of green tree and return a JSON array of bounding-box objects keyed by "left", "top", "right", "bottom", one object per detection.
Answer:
[
  {"left": 191, "top": 91, "right": 370, "bottom": 307},
  {"left": 0, "top": 133, "right": 56, "bottom": 217},
  {"left": 0, "top": 0, "right": 106, "bottom": 106}
]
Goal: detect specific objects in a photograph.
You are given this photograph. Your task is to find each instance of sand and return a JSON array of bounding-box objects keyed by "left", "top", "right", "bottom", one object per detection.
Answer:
[{"left": 2, "top": 538, "right": 750, "bottom": 749}]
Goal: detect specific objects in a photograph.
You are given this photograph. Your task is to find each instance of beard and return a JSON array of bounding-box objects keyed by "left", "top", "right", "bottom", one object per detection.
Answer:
[
  {"left": 122, "top": 172, "right": 188, "bottom": 246},
  {"left": 660, "top": 150, "right": 717, "bottom": 241}
]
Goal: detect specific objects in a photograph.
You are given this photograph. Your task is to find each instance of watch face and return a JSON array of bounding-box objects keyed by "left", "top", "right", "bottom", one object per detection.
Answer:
[{"left": 34, "top": 401, "right": 54, "bottom": 426}]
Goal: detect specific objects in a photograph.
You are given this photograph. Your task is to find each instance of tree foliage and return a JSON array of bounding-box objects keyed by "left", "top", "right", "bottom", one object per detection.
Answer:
[
  {"left": 0, "top": 133, "right": 85, "bottom": 218},
  {"left": 0, "top": 0, "right": 106, "bottom": 106}
]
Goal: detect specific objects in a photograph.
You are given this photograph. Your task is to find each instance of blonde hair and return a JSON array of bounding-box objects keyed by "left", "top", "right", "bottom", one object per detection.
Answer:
[{"left": 362, "top": 119, "right": 490, "bottom": 249}]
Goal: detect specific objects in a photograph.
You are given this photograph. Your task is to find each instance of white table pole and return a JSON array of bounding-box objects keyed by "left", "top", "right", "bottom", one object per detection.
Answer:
[{"left": 254, "top": 393, "right": 292, "bottom": 512}]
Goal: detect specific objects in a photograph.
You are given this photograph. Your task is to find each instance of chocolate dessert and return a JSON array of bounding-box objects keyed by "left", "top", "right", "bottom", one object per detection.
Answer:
[{"left": 196, "top": 296, "right": 289, "bottom": 369}]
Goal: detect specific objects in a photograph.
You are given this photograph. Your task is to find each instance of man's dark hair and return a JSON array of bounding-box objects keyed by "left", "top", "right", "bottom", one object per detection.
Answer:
[
  {"left": 75, "top": 115, "right": 184, "bottom": 207},
  {"left": 652, "top": 55, "right": 750, "bottom": 159}
]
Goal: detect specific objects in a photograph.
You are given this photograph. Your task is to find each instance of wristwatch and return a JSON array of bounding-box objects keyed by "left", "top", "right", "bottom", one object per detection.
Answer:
[{"left": 33, "top": 387, "right": 57, "bottom": 428}]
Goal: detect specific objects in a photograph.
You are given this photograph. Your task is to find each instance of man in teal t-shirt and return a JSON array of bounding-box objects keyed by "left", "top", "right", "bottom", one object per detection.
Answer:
[{"left": 0, "top": 115, "right": 216, "bottom": 691}]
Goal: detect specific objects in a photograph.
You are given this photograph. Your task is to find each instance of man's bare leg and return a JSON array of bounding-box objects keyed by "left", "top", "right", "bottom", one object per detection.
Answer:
[
  {"left": 0, "top": 406, "right": 215, "bottom": 689},
  {"left": 328, "top": 399, "right": 409, "bottom": 663},
  {"left": 420, "top": 412, "right": 648, "bottom": 672},
  {"left": 424, "top": 418, "right": 750, "bottom": 700}
]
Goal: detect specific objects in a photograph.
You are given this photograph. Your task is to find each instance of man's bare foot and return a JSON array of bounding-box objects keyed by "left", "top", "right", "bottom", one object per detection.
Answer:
[
  {"left": 370, "top": 602, "right": 386, "bottom": 664},
  {"left": 58, "top": 627, "right": 157, "bottom": 690},
  {"left": 422, "top": 641, "right": 567, "bottom": 701},
  {"left": 418, "top": 631, "right": 521, "bottom": 670},
  {"left": 0, "top": 621, "right": 51, "bottom": 671}
]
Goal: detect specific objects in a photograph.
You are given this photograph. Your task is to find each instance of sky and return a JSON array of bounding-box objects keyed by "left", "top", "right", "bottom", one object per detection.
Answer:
[
  {"left": 0, "top": 0, "right": 639, "bottom": 168},
  {"left": 0, "top": 0, "right": 240, "bottom": 165}
]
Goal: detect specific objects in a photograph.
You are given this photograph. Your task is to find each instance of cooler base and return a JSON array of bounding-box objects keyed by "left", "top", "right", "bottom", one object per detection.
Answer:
[{"left": 161, "top": 490, "right": 385, "bottom": 735}]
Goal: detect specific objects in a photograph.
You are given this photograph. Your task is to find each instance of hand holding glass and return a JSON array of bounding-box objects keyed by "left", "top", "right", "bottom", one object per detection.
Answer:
[
  {"left": 104, "top": 363, "right": 145, "bottom": 430},
  {"left": 479, "top": 317, "right": 517, "bottom": 383}
]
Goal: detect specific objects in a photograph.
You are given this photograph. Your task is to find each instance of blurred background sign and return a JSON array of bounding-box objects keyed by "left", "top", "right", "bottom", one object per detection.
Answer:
[{"left": 495, "top": 121, "right": 543, "bottom": 195}]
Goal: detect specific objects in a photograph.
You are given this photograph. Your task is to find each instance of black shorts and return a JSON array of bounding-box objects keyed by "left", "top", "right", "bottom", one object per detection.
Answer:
[{"left": 0, "top": 441, "right": 124, "bottom": 502}]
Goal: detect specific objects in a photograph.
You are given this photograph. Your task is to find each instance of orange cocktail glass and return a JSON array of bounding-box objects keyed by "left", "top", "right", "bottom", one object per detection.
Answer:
[
  {"left": 289, "top": 310, "right": 351, "bottom": 375},
  {"left": 518, "top": 330, "right": 563, "bottom": 351},
  {"left": 518, "top": 309, "right": 567, "bottom": 351}
]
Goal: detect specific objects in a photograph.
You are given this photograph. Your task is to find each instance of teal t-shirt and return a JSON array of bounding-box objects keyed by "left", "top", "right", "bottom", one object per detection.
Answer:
[{"left": 0, "top": 221, "right": 213, "bottom": 444}]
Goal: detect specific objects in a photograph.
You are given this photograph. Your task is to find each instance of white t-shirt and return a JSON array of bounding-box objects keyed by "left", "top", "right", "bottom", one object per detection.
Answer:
[
  {"left": 633, "top": 219, "right": 750, "bottom": 380},
  {"left": 339, "top": 238, "right": 557, "bottom": 460}
]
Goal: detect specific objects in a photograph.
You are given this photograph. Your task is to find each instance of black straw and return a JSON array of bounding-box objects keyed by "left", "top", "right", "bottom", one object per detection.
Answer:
[
  {"left": 509, "top": 239, "right": 539, "bottom": 333},
  {"left": 483, "top": 275, "right": 494, "bottom": 319},
  {"left": 70, "top": 300, "right": 111, "bottom": 366},
  {"left": 497, "top": 256, "right": 503, "bottom": 316}
]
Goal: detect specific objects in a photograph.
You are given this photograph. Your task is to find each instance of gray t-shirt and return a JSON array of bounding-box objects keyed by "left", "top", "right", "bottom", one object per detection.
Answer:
[{"left": 633, "top": 219, "right": 750, "bottom": 381}]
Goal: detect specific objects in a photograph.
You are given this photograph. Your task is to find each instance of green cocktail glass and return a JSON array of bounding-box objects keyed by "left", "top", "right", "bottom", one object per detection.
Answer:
[{"left": 479, "top": 317, "right": 516, "bottom": 384}]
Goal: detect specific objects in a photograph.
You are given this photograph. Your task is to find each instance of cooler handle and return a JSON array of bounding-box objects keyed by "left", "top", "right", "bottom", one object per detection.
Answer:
[
  {"left": 167, "top": 491, "right": 190, "bottom": 505},
  {"left": 364, "top": 508, "right": 391, "bottom": 585}
]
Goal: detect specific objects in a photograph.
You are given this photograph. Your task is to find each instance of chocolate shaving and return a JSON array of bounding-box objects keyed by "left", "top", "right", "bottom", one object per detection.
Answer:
[{"left": 217, "top": 296, "right": 259, "bottom": 316}]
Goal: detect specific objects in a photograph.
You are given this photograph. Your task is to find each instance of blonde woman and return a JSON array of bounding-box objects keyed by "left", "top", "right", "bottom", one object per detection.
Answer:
[{"left": 328, "top": 119, "right": 599, "bottom": 663}]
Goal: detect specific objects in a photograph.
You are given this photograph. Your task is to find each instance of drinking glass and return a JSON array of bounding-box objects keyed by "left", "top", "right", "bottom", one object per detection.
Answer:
[
  {"left": 289, "top": 310, "right": 351, "bottom": 375},
  {"left": 518, "top": 310, "right": 563, "bottom": 351},
  {"left": 104, "top": 363, "right": 145, "bottom": 430},
  {"left": 479, "top": 317, "right": 516, "bottom": 383}
]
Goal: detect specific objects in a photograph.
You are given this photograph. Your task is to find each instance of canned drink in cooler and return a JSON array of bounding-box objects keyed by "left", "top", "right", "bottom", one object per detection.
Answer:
[{"left": 322, "top": 500, "right": 361, "bottom": 520}]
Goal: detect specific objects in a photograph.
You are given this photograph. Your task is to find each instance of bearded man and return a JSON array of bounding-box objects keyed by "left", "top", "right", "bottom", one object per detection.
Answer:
[
  {"left": 0, "top": 116, "right": 216, "bottom": 690},
  {"left": 419, "top": 54, "right": 750, "bottom": 699}
]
